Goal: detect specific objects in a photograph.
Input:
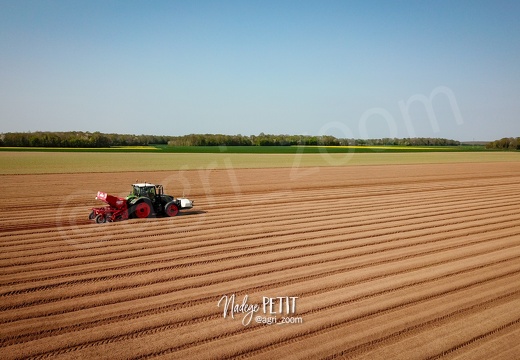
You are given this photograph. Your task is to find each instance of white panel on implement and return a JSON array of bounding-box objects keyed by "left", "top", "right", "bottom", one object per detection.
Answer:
[{"left": 178, "top": 198, "right": 193, "bottom": 209}]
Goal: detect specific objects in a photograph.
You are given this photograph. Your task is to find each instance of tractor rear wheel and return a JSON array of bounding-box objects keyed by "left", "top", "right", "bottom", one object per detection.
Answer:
[
  {"left": 95, "top": 214, "right": 106, "bottom": 224},
  {"left": 165, "top": 202, "right": 179, "bottom": 217},
  {"left": 133, "top": 201, "right": 151, "bottom": 218}
]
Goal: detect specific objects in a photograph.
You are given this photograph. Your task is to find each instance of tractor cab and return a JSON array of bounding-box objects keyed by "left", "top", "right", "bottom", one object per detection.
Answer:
[
  {"left": 132, "top": 184, "right": 153, "bottom": 198},
  {"left": 128, "top": 183, "right": 170, "bottom": 207},
  {"left": 130, "top": 183, "right": 163, "bottom": 199}
]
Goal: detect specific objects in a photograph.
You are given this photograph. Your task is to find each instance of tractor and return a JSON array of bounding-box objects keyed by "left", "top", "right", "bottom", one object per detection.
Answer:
[{"left": 89, "top": 182, "right": 194, "bottom": 223}]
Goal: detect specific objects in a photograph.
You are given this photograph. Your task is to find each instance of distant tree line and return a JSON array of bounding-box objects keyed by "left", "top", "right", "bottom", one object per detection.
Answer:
[
  {"left": 352, "top": 137, "right": 460, "bottom": 146},
  {"left": 167, "top": 133, "right": 461, "bottom": 147},
  {"left": 167, "top": 133, "right": 342, "bottom": 146},
  {"left": 0, "top": 131, "right": 172, "bottom": 147},
  {"left": 0, "top": 131, "right": 462, "bottom": 148},
  {"left": 485, "top": 137, "right": 520, "bottom": 150}
]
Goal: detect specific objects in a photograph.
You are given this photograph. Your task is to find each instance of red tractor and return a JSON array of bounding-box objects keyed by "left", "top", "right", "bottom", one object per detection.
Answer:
[{"left": 89, "top": 182, "right": 194, "bottom": 223}]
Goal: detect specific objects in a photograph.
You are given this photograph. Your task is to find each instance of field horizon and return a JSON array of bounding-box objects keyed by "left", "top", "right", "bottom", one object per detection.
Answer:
[
  {"left": 1, "top": 150, "right": 519, "bottom": 175},
  {"left": 0, "top": 144, "right": 491, "bottom": 154}
]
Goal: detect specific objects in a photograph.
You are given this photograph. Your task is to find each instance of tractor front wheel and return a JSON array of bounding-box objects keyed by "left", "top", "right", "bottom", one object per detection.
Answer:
[
  {"left": 165, "top": 202, "right": 179, "bottom": 217},
  {"left": 89, "top": 211, "right": 95, "bottom": 220}
]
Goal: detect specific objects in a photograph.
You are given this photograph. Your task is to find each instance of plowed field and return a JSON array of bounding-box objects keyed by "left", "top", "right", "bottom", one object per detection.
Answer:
[{"left": 1, "top": 159, "right": 520, "bottom": 359}]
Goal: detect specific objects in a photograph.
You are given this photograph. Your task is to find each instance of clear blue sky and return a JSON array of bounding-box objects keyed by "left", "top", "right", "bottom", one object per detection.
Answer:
[{"left": 1, "top": 0, "right": 519, "bottom": 141}]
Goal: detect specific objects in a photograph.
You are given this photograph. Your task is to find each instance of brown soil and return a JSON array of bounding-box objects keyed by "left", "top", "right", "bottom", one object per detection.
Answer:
[{"left": 1, "top": 162, "right": 520, "bottom": 359}]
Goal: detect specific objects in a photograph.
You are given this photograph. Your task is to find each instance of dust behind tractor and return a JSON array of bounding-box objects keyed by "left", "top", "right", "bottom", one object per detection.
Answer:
[{"left": 89, "top": 182, "right": 194, "bottom": 223}]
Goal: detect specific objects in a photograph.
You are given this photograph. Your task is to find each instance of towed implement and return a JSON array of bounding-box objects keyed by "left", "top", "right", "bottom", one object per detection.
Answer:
[
  {"left": 89, "top": 192, "right": 129, "bottom": 223},
  {"left": 90, "top": 182, "right": 194, "bottom": 223}
]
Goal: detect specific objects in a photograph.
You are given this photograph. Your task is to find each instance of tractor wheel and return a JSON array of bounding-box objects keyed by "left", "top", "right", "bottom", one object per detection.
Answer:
[
  {"left": 164, "top": 202, "right": 179, "bottom": 217},
  {"left": 95, "top": 214, "right": 106, "bottom": 224},
  {"left": 89, "top": 211, "right": 95, "bottom": 220},
  {"left": 133, "top": 201, "right": 152, "bottom": 218}
]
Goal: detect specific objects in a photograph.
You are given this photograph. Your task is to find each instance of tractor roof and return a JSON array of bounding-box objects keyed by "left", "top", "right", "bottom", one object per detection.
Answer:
[{"left": 132, "top": 183, "right": 157, "bottom": 187}]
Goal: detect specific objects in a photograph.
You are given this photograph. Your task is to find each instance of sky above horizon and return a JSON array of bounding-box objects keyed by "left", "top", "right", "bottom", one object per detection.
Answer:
[{"left": 1, "top": 0, "right": 519, "bottom": 141}]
